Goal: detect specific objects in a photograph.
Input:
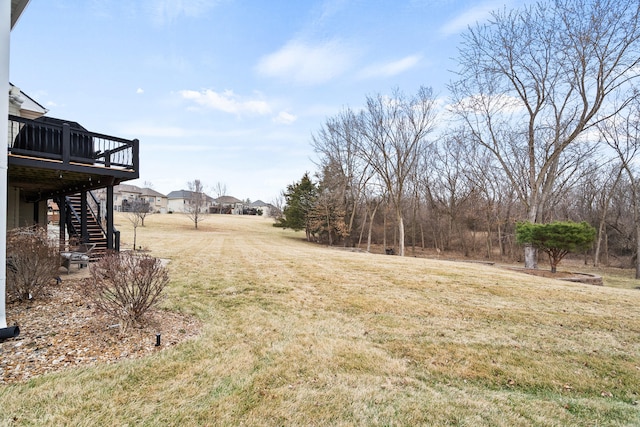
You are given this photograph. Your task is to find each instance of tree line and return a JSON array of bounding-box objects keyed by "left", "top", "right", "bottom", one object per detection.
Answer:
[{"left": 274, "top": 0, "right": 640, "bottom": 278}]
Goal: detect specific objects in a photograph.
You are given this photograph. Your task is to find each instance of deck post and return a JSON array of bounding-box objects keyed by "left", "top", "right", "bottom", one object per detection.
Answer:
[
  {"left": 58, "top": 196, "right": 67, "bottom": 250},
  {"left": 106, "top": 185, "right": 114, "bottom": 249}
]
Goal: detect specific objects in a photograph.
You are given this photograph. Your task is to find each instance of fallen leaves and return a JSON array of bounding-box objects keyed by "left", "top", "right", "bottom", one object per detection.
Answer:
[{"left": 0, "top": 273, "right": 201, "bottom": 384}]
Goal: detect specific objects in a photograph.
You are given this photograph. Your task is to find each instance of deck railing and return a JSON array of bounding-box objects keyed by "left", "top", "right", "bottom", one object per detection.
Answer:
[{"left": 7, "top": 115, "right": 138, "bottom": 171}]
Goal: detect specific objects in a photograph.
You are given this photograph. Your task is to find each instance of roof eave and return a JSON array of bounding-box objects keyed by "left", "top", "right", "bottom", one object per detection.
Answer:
[{"left": 11, "top": 0, "right": 31, "bottom": 30}]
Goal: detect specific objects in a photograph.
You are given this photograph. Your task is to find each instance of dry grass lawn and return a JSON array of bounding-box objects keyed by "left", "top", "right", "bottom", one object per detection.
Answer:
[{"left": 0, "top": 212, "right": 639, "bottom": 426}]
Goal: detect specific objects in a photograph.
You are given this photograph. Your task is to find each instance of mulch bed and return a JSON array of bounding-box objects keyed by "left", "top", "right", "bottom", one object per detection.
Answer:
[{"left": 0, "top": 269, "right": 201, "bottom": 384}]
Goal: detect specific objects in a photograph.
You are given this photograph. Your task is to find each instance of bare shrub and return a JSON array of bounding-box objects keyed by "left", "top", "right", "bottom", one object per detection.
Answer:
[
  {"left": 85, "top": 251, "right": 168, "bottom": 330},
  {"left": 6, "top": 226, "right": 61, "bottom": 302}
]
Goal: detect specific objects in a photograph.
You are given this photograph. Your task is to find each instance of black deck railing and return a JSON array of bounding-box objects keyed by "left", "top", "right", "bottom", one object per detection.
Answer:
[{"left": 7, "top": 115, "right": 138, "bottom": 171}]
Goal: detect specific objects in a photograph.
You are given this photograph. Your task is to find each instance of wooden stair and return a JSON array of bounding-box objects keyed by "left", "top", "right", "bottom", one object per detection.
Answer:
[{"left": 65, "top": 193, "right": 107, "bottom": 259}]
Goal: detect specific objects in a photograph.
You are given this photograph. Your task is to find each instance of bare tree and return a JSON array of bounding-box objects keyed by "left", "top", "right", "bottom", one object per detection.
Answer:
[
  {"left": 450, "top": 0, "right": 640, "bottom": 268},
  {"left": 576, "top": 159, "right": 624, "bottom": 267},
  {"left": 126, "top": 199, "right": 152, "bottom": 251},
  {"left": 454, "top": 126, "right": 517, "bottom": 260},
  {"left": 132, "top": 198, "right": 152, "bottom": 226},
  {"left": 598, "top": 101, "right": 640, "bottom": 278},
  {"left": 185, "top": 179, "right": 208, "bottom": 229},
  {"left": 425, "top": 132, "right": 476, "bottom": 255},
  {"left": 313, "top": 108, "right": 373, "bottom": 246},
  {"left": 212, "top": 181, "right": 227, "bottom": 214},
  {"left": 126, "top": 198, "right": 151, "bottom": 250},
  {"left": 269, "top": 194, "right": 284, "bottom": 219},
  {"left": 213, "top": 182, "right": 227, "bottom": 198},
  {"left": 357, "top": 87, "right": 437, "bottom": 256}
]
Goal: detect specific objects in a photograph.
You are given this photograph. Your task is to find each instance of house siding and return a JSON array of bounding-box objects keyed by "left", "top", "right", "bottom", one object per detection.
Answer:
[{"left": 7, "top": 185, "right": 47, "bottom": 229}]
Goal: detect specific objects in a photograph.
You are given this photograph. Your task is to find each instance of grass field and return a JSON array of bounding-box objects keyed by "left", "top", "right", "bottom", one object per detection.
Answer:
[{"left": 1, "top": 213, "right": 639, "bottom": 426}]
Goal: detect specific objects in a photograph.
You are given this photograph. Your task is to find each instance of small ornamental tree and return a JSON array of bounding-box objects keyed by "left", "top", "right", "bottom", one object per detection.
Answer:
[
  {"left": 185, "top": 179, "right": 207, "bottom": 229},
  {"left": 126, "top": 198, "right": 151, "bottom": 250},
  {"left": 516, "top": 221, "right": 596, "bottom": 273}
]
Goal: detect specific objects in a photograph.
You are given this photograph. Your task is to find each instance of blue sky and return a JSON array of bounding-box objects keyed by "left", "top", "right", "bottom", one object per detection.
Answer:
[{"left": 10, "top": 0, "right": 520, "bottom": 202}]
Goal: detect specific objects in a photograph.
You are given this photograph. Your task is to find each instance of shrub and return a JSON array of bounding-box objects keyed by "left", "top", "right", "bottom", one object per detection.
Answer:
[
  {"left": 516, "top": 221, "right": 596, "bottom": 273},
  {"left": 85, "top": 251, "right": 168, "bottom": 330},
  {"left": 6, "top": 226, "right": 61, "bottom": 302}
]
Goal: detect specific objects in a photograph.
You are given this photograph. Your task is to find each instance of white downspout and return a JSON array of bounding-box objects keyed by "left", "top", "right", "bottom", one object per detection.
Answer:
[
  {"left": 0, "top": 1, "right": 20, "bottom": 338},
  {"left": 0, "top": 0, "right": 11, "bottom": 331}
]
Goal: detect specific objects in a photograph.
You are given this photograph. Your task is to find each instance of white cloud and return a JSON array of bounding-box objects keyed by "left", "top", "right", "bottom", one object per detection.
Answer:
[
  {"left": 256, "top": 39, "right": 357, "bottom": 85},
  {"left": 273, "top": 111, "right": 297, "bottom": 125},
  {"left": 358, "top": 54, "right": 422, "bottom": 79},
  {"left": 439, "top": 1, "right": 507, "bottom": 36},
  {"left": 179, "top": 89, "right": 272, "bottom": 116},
  {"left": 136, "top": 88, "right": 144, "bottom": 94}
]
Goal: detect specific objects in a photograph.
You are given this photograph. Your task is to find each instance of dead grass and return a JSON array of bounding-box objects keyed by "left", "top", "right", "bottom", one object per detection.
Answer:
[{"left": 1, "top": 212, "right": 639, "bottom": 426}]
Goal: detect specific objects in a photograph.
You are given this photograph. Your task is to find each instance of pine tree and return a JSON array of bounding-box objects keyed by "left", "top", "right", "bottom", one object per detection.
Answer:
[
  {"left": 274, "top": 173, "right": 318, "bottom": 241},
  {"left": 516, "top": 221, "right": 596, "bottom": 273}
]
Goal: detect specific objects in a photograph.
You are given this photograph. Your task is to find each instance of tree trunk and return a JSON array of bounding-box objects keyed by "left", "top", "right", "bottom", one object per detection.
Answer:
[
  {"left": 497, "top": 222, "right": 504, "bottom": 260},
  {"left": 133, "top": 227, "right": 137, "bottom": 251},
  {"left": 346, "top": 198, "right": 358, "bottom": 247},
  {"left": 383, "top": 209, "right": 387, "bottom": 252},
  {"left": 367, "top": 203, "right": 378, "bottom": 253},
  {"left": 524, "top": 206, "right": 539, "bottom": 268},
  {"left": 357, "top": 207, "right": 367, "bottom": 248},
  {"left": 636, "top": 221, "right": 640, "bottom": 279},
  {"left": 524, "top": 245, "right": 538, "bottom": 269},
  {"left": 326, "top": 206, "right": 333, "bottom": 246},
  {"left": 633, "top": 187, "right": 640, "bottom": 279},
  {"left": 594, "top": 218, "right": 606, "bottom": 267},
  {"left": 397, "top": 212, "right": 405, "bottom": 257},
  {"left": 595, "top": 169, "right": 623, "bottom": 267},
  {"left": 486, "top": 222, "right": 492, "bottom": 260},
  {"left": 604, "top": 231, "right": 609, "bottom": 266}
]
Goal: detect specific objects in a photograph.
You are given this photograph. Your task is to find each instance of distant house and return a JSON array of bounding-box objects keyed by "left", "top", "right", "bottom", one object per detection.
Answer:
[
  {"left": 140, "top": 187, "right": 168, "bottom": 214},
  {"left": 211, "top": 195, "right": 244, "bottom": 214},
  {"left": 167, "top": 190, "right": 215, "bottom": 213},
  {"left": 47, "top": 200, "right": 60, "bottom": 224},
  {"left": 111, "top": 184, "right": 141, "bottom": 212},
  {"left": 95, "top": 184, "right": 168, "bottom": 214},
  {"left": 247, "top": 200, "right": 275, "bottom": 217}
]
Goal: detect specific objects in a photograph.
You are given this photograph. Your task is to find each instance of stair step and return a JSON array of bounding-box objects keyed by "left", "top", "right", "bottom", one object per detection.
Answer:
[{"left": 64, "top": 191, "right": 113, "bottom": 260}]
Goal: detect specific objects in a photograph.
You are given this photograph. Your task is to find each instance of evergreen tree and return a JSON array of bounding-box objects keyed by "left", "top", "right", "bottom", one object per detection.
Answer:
[
  {"left": 274, "top": 173, "right": 318, "bottom": 241},
  {"left": 516, "top": 221, "right": 596, "bottom": 273}
]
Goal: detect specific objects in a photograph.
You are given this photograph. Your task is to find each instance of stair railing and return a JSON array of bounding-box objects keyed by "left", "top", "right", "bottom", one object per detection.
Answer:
[
  {"left": 64, "top": 192, "right": 120, "bottom": 252},
  {"left": 87, "top": 191, "right": 120, "bottom": 252},
  {"left": 63, "top": 197, "right": 82, "bottom": 246}
]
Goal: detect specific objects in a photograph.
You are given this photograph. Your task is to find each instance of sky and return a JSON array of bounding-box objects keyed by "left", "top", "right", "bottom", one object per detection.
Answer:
[{"left": 9, "top": 0, "right": 522, "bottom": 203}]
